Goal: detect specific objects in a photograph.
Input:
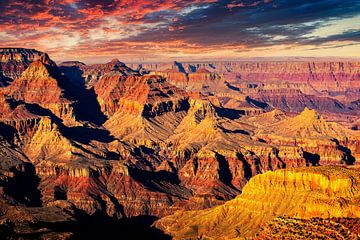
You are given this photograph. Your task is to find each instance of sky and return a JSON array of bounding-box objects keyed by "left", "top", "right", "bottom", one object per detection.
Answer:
[{"left": 0, "top": 0, "right": 359, "bottom": 63}]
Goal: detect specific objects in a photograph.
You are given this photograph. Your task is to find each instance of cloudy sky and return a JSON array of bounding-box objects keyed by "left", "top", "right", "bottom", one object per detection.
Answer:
[{"left": 0, "top": 0, "right": 359, "bottom": 63}]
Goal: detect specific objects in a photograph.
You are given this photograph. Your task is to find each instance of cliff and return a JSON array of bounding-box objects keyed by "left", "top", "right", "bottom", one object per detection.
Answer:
[
  {"left": 155, "top": 166, "right": 360, "bottom": 239},
  {"left": 138, "top": 61, "right": 360, "bottom": 90},
  {"left": 60, "top": 58, "right": 139, "bottom": 88},
  {"left": 1, "top": 53, "right": 76, "bottom": 124},
  {"left": 0, "top": 48, "right": 43, "bottom": 81}
]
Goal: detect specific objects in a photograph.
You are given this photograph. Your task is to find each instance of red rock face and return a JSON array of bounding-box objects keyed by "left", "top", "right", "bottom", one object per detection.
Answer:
[
  {"left": 0, "top": 48, "right": 43, "bottom": 81},
  {"left": 138, "top": 61, "right": 360, "bottom": 88},
  {"left": 150, "top": 66, "right": 224, "bottom": 91},
  {"left": 1, "top": 53, "right": 75, "bottom": 123},
  {"left": 60, "top": 58, "right": 139, "bottom": 88},
  {"left": 95, "top": 74, "right": 189, "bottom": 119}
]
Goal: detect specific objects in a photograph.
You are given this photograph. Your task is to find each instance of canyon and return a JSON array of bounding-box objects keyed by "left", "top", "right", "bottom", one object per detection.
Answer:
[{"left": 0, "top": 48, "right": 359, "bottom": 239}]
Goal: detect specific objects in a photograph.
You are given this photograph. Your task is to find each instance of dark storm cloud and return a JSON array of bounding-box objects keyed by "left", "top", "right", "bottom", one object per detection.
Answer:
[
  {"left": 0, "top": 0, "right": 359, "bottom": 60},
  {"left": 125, "top": 0, "right": 360, "bottom": 48}
]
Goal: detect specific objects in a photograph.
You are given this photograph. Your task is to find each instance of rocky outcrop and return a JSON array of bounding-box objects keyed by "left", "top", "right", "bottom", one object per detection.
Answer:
[
  {"left": 35, "top": 160, "right": 196, "bottom": 218},
  {"left": 152, "top": 67, "right": 225, "bottom": 92},
  {"left": 2, "top": 53, "right": 76, "bottom": 124},
  {"left": 155, "top": 166, "right": 360, "bottom": 239},
  {"left": 0, "top": 48, "right": 43, "bottom": 81},
  {"left": 60, "top": 58, "right": 139, "bottom": 88},
  {"left": 94, "top": 74, "right": 188, "bottom": 117},
  {"left": 103, "top": 75, "right": 190, "bottom": 144},
  {"left": 255, "top": 107, "right": 360, "bottom": 164}
]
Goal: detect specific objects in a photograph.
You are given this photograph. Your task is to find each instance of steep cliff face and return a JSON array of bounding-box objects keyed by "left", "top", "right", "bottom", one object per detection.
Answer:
[
  {"left": 95, "top": 74, "right": 188, "bottom": 117},
  {"left": 0, "top": 48, "right": 43, "bottom": 81},
  {"left": 229, "top": 61, "right": 360, "bottom": 90},
  {"left": 153, "top": 67, "right": 225, "bottom": 92},
  {"left": 35, "top": 160, "right": 195, "bottom": 218},
  {"left": 103, "top": 75, "right": 190, "bottom": 144},
  {"left": 155, "top": 166, "right": 360, "bottom": 239},
  {"left": 139, "top": 61, "right": 360, "bottom": 89},
  {"left": 1, "top": 53, "right": 76, "bottom": 124}
]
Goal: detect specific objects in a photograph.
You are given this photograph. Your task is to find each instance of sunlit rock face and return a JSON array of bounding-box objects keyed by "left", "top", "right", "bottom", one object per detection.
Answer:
[
  {"left": 1, "top": 53, "right": 76, "bottom": 124},
  {"left": 155, "top": 166, "right": 360, "bottom": 239},
  {"left": 255, "top": 217, "right": 360, "bottom": 239},
  {"left": 0, "top": 48, "right": 43, "bottom": 83},
  {"left": 254, "top": 107, "right": 360, "bottom": 165}
]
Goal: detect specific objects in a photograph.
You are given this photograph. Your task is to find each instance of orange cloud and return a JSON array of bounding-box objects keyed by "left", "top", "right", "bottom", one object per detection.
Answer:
[{"left": 0, "top": 0, "right": 358, "bottom": 62}]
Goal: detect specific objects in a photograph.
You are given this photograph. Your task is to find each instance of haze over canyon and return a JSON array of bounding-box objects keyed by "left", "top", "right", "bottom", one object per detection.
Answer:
[{"left": 0, "top": 0, "right": 360, "bottom": 239}]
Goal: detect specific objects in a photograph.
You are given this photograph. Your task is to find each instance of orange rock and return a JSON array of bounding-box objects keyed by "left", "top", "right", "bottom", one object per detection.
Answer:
[{"left": 155, "top": 166, "right": 360, "bottom": 239}]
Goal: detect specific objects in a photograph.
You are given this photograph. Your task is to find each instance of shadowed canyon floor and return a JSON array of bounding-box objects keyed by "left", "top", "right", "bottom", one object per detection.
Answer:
[{"left": 0, "top": 48, "right": 359, "bottom": 239}]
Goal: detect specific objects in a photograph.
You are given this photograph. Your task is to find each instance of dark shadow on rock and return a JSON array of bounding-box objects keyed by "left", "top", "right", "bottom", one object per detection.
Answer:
[
  {"left": 0, "top": 72, "right": 13, "bottom": 87},
  {"left": 188, "top": 64, "right": 197, "bottom": 72},
  {"left": 236, "top": 152, "right": 253, "bottom": 181},
  {"left": 72, "top": 87, "right": 108, "bottom": 126},
  {"left": 59, "top": 66, "right": 85, "bottom": 87},
  {"left": 129, "top": 167, "right": 180, "bottom": 187},
  {"left": 215, "top": 152, "right": 233, "bottom": 186},
  {"left": 0, "top": 122, "right": 18, "bottom": 143},
  {"left": 245, "top": 96, "right": 270, "bottom": 109},
  {"left": 12, "top": 211, "right": 172, "bottom": 240},
  {"left": 54, "top": 186, "right": 67, "bottom": 200},
  {"left": 303, "top": 151, "right": 320, "bottom": 166},
  {"left": 40, "top": 214, "right": 171, "bottom": 240},
  {"left": 225, "top": 82, "right": 241, "bottom": 91},
  {"left": 174, "top": 61, "right": 187, "bottom": 74},
  {"left": 216, "top": 108, "right": 245, "bottom": 120},
  {"left": 128, "top": 166, "right": 192, "bottom": 198},
  {"left": 63, "top": 126, "right": 114, "bottom": 144},
  {"left": 332, "top": 139, "right": 356, "bottom": 165},
  {"left": 59, "top": 65, "right": 107, "bottom": 126},
  {"left": 5, "top": 163, "right": 42, "bottom": 207},
  {"left": 220, "top": 127, "right": 250, "bottom": 135},
  {"left": 23, "top": 102, "right": 114, "bottom": 145}
]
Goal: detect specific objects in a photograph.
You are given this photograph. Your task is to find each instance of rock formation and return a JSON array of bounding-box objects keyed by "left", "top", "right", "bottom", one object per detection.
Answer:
[
  {"left": 155, "top": 166, "right": 360, "bottom": 239},
  {"left": 1, "top": 53, "right": 76, "bottom": 124},
  {"left": 137, "top": 61, "right": 360, "bottom": 90},
  {"left": 254, "top": 107, "right": 360, "bottom": 165},
  {"left": 0, "top": 48, "right": 43, "bottom": 81},
  {"left": 60, "top": 58, "right": 139, "bottom": 88},
  {"left": 137, "top": 60, "right": 360, "bottom": 124}
]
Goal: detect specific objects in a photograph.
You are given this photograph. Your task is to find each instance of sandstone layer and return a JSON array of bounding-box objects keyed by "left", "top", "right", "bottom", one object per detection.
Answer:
[{"left": 155, "top": 166, "right": 360, "bottom": 239}]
